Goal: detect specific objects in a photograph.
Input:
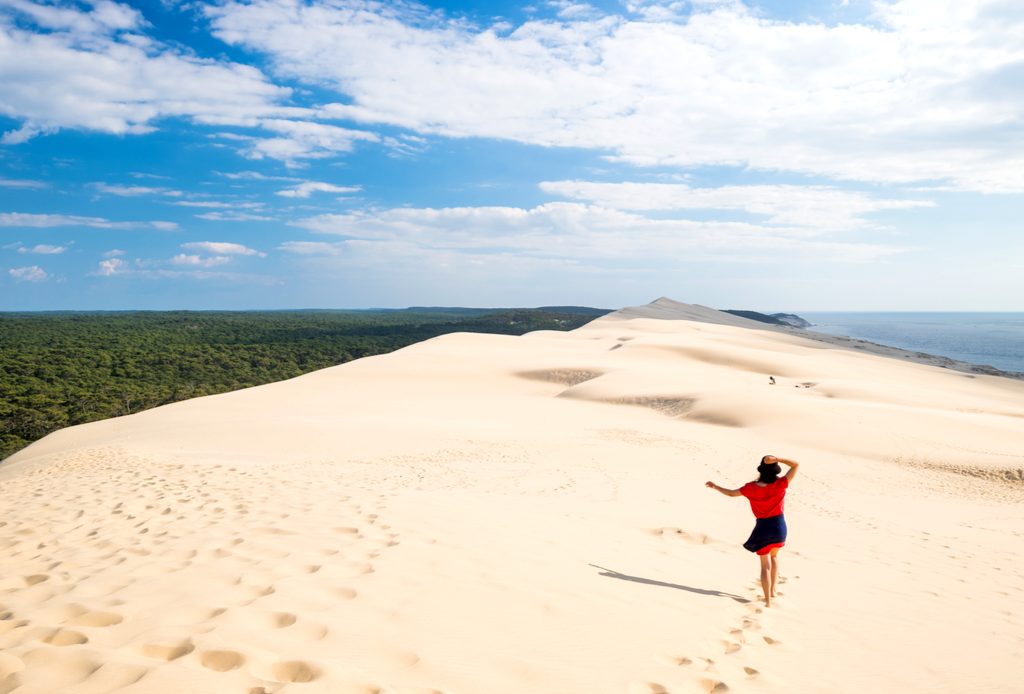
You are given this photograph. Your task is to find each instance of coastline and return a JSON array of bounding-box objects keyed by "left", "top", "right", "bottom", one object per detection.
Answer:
[{"left": 783, "top": 325, "right": 1024, "bottom": 381}]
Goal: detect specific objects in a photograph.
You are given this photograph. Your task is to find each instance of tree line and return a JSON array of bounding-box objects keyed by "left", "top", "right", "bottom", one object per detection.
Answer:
[{"left": 0, "top": 307, "right": 608, "bottom": 460}]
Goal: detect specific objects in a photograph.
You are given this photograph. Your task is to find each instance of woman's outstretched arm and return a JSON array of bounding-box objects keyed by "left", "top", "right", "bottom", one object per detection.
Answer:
[{"left": 705, "top": 481, "right": 743, "bottom": 497}]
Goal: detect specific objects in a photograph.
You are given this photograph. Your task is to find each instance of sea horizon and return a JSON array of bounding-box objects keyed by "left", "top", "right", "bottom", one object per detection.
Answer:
[{"left": 800, "top": 311, "right": 1024, "bottom": 374}]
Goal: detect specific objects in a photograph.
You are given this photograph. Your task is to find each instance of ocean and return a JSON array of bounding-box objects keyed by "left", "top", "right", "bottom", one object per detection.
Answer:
[{"left": 798, "top": 312, "right": 1024, "bottom": 374}]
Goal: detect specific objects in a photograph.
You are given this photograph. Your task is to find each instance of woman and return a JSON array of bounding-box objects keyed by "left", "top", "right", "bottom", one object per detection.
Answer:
[{"left": 705, "top": 455, "right": 799, "bottom": 607}]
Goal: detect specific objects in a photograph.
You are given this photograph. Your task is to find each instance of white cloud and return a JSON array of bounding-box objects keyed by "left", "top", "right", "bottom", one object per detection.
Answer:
[
  {"left": 180, "top": 241, "right": 266, "bottom": 257},
  {"left": 0, "top": 212, "right": 178, "bottom": 230},
  {"left": 1, "top": 0, "right": 144, "bottom": 36},
  {"left": 219, "top": 170, "right": 300, "bottom": 181},
  {"left": 96, "top": 257, "right": 125, "bottom": 275},
  {"left": 242, "top": 120, "right": 379, "bottom": 165},
  {"left": 290, "top": 202, "right": 906, "bottom": 263},
  {"left": 539, "top": 181, "right": 934, "bottom": 231},
  {"left": 0, "top": 0, "right": 295, "bottom": 142},
  {"left": 93, "top": 254, "right": 279, "bottom": 283},
  {"left": 8, "top": 264, "right": 48, "bottom": 281},
  {"left": 206, "top": 0, "right": 1024, "bottom": 191},
  {"left": 92, "top": 183, "right": 183, "bottom": 197},
  {"left": 0, "top": 0, "right": 381, "bottom": 162},
  {"left": 195, "top": 210, "right": 274, "bottom": 222},
  {"left": 0, "top": 177, "right": 47, "bottom": 189},
  {"left": 170, "top": 253, "right": 231, "bottom": 267},
  {"left": 278, "top": 240, "right": 344, "bottom": 255},
  {"left": 276, "top": 181, "right": 362, "bottom": 198},
  {"left": 103, "top": 248, "right": 126, "bottom": 257},
  {"left": 173, "top": 200, "right": 266, "bottom": 210},
  {"left": 18, "top": 243, "right": 68, "bottom": 254}
]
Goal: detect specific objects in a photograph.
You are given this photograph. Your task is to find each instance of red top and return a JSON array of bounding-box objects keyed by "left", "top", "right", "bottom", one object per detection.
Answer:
[{"left": 740, "top": 477, "right": 788, "bottom": 518}]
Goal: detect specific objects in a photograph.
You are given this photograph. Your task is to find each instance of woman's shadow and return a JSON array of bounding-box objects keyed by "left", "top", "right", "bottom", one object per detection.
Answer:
[{"left": 590, "top": 564, "right": 750, "bottom": 603}]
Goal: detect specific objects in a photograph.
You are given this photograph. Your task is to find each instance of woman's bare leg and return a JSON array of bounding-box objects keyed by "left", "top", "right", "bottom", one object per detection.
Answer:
[
  {"left": 769, "top": 548, "right": 780, "bottom": 597},
  {"left": 759, "top": 554, "right": 772, "bottom": 607}
]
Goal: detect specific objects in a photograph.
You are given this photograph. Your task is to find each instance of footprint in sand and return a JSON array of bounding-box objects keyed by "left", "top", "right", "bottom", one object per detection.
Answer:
[
  {"left": 273, "top": 612, "right": 297, "bottom": 628},
  {"left": 654, "top": 654, "right": 692, "bottom": 667},
  {"left": 699, "top": 677, "right": 729, "bottom": 692},
  {"left": 141, "top": 639, "right": 195, "bottom": 661},
  {"left": 743, "top": 666, "right": 759, "bottom": 679},
  {"left": 270, "top": 660, "right": 322, "bottom": 683},
  {"left": 43, "top": 629, "right": 89, "bottom": 646},
  {"left": 627, "top": 682, "right": 668, "bottom": 694},
  {"left": 200, "top": 649, "right": 246, "bottom": 672}
]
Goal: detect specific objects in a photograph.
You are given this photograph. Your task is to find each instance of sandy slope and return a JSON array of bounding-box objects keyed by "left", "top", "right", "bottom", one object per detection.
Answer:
[{"left": 2, "top": 298, "right": 1022, "bottom": 694}]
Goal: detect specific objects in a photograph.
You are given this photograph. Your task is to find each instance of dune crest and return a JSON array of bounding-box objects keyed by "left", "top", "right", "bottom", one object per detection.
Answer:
[{"left": 2, "top": 298, "right": 1022, "bottom": 693}]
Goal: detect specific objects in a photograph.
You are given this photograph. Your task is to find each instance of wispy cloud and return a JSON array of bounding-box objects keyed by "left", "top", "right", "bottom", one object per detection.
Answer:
[
  {"left": 92, "top": 254, "right": 279, "bottom": 284},
  {"left": 540, "top": 181, "right": 934, "bottom": 231},
  {"left": 172, "top": 200, "right": 266, "bottom": 210},
  {"left": 218, "top": 171, "right": 301, "bottom": 182},
  {"left": 170, "top": 253, "right": 231, "bottom": 267},
  {"left": 0, "top": 177, "right": 47, "bottom": 189},
  {"left": 289, "top": 202, "right": 906, "bottom": 263},
  {"left": 92, "top": 183, "right": 184, "bottom": 197},
  {"left": 180, "top": 241, "right": 266, "bottom": 257},
  {"left": 276, "top": 181, "right": 362, "bottom": 198},
  {"left": 0, "top": 212, "right": 178, "bottom": 230},
  {"left": 277, "top": 240, "right": 344, "bottom": 256},
  {"left": 17, "top": 243, "right": 69, "bottom": 254},
  {"left": 194, "top": 211, "right": 274, "bottom": 222}
]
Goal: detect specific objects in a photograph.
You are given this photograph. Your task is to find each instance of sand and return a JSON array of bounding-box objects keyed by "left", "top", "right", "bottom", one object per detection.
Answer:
[{"left": 1, "top": 297, "right": 1022, "bottom": 694}]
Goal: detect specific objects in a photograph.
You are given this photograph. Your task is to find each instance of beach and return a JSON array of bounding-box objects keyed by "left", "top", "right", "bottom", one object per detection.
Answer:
[{"left": 2, "top": 298, "right": 1022, "bottom": 694}]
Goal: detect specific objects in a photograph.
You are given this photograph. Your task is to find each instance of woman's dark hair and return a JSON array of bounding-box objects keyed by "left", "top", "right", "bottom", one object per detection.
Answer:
[{"left": 757, "top": 455, "right": 782, "bottom": 483}]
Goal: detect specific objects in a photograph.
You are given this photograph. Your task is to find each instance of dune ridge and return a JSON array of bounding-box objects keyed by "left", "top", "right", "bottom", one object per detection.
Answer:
[{"left": 2, "top": 298, "right": 1022, "bottom": 693}]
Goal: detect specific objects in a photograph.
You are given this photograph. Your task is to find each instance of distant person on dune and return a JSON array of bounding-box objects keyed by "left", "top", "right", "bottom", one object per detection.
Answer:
[{"left": 705, "top": 455, "right": 800, "bottom": 607}]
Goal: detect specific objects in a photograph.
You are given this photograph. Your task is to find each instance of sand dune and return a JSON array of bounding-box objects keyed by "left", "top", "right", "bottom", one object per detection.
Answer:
[{"left": 2, "top": 298, "right": 1022, "bottom": 693}]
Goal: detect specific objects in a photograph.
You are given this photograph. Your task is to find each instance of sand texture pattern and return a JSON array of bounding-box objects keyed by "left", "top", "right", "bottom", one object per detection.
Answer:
[{"left": 2, "top": 299, "right": 1023, "bottom": 693}]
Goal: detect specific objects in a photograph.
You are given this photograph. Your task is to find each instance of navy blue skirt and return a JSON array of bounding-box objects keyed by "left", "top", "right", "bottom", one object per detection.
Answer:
[{"left": 743, "top": 514, "right": 787, "bottom": 554}]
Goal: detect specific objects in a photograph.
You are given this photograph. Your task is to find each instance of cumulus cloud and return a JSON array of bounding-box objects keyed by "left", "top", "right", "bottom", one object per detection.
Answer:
[
  {"left": 8, "top": 264, "right": 48, "bottom": 281},
  {"left": 180, "top": 241, "right": 266, "bottom": 257},
  {"left": 96, "top": 257, "right": 125, "bottom": 275},
  {"left": 206, "top": 0, "right": 1024, "bottom": 191},
  {"left": 276, "top": 181, "right": 362, "bottom": 198},
  {"left": 0, "top": 212, "right": 177, "bottom": 230},
  {"left": 539, "top": 181, "right": 934, "bottom": 231}
]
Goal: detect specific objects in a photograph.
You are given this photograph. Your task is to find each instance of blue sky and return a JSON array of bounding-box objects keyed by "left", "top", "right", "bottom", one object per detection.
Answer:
[{"left": 1, "top": 0, "right": 1022, "bottom": 311}]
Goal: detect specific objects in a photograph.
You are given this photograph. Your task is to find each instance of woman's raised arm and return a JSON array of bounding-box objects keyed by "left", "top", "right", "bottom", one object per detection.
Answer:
[{"left": 772, "top": 456, "right": 800, "bottom": 482}]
